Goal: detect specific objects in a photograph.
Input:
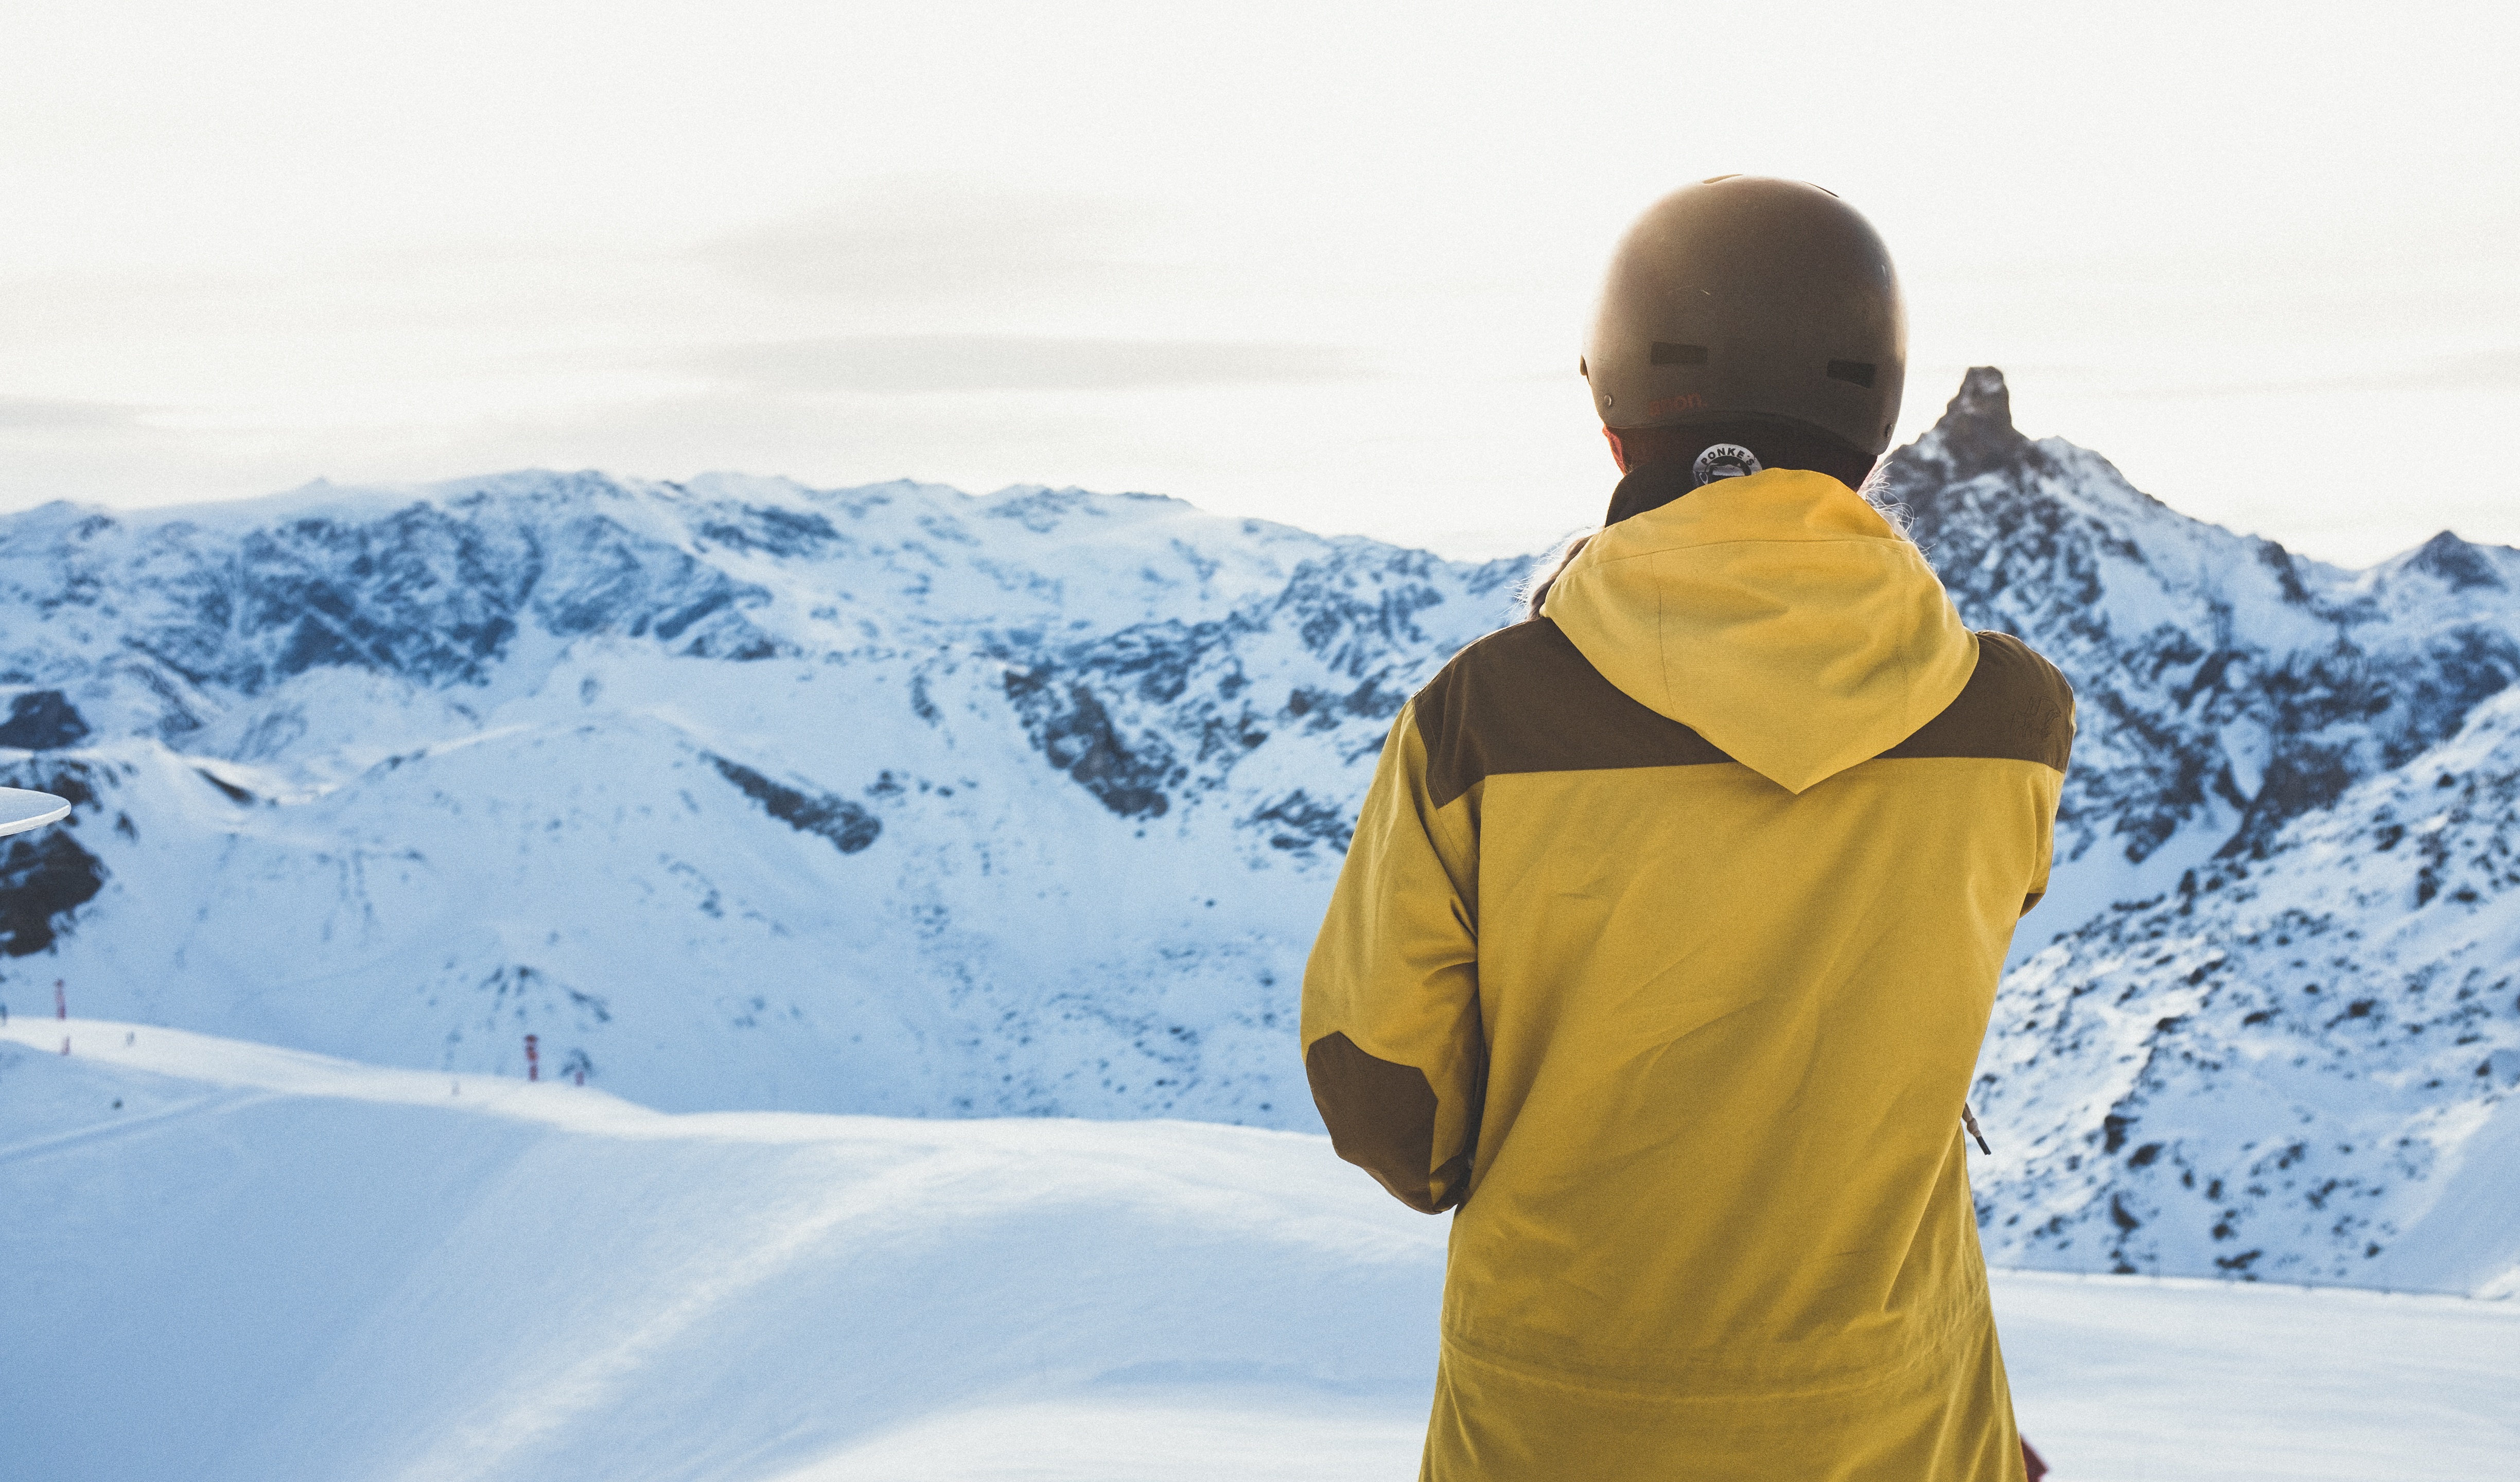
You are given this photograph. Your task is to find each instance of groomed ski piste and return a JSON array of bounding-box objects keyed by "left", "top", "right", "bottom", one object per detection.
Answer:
[{"left": 5, "top": 1022, "right": 2514, "bottom": 1482}]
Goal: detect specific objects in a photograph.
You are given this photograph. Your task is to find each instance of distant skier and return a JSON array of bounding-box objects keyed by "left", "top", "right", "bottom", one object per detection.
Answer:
[{"left": 1302, "top": 177, "right": 2072, "bottom": 1480}]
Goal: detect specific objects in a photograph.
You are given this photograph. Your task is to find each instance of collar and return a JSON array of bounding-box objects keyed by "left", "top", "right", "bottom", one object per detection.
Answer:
[{"left": 1603, "top": 462, "right": 1699, "bottom": 526}]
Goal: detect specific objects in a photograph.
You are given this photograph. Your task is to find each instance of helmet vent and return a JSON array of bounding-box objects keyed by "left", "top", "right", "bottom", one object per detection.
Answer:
[
  {"left": 1650, "top": 342, "right": 1709, "bottom": 367},
  {"left": 1826, "top": 359, "right": 1877, "bottom": 388}
]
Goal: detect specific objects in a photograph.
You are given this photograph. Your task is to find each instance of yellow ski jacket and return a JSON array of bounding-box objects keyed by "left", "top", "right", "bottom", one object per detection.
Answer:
[{"left": 1302, "top": 467, "right": 2071, "bottom": 1481}]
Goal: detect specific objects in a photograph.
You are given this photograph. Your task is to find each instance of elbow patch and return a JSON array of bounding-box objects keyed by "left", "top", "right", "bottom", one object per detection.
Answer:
[{"left": 1305, "top": 1031, "right": 1460, "bottom": 1214}]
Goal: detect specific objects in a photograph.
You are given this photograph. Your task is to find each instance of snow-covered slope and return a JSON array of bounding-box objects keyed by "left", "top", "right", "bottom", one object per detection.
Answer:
[
  {"left": 1973, "top": 687, "right": 2520, "bottom": 1291},
  {"left": 0, "top": 1021, "right": 1440, "bottom": 1482},
  {"left": 7, "top": 1024, "right": 2518, "bottom": 1482},
  {"left": 1876, "top": 372, "right": 2520, "bottom": 1288},
  {"left": 0, "top": 475, "right": 1520, "bottom": 1120},
  {"left": 2, "top": 369, "right": 2517, "bottom": 1292}
]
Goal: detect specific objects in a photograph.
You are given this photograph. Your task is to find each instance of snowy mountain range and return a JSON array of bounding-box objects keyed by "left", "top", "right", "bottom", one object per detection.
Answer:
[
  {"left": 1873, "top": 372, "right": 2520, "bottom": 1294},
  {"left": 2, "top": 368, "right": 2514, "bottom": 1294},
  {"left": 0, "top": 466, "right": 1520, "bottom": 1125}
]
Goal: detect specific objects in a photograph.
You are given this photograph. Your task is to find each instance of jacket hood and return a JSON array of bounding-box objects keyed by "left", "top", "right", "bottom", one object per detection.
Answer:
[{"left": 1540, "top": 467, "right": 1977, "bottom": 793}]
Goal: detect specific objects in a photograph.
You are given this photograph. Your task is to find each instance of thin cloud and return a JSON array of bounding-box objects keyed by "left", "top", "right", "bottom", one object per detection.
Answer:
[
  {"left": 697, "top": 177, "right": 1168, "bottom": 305},
  {"left": 699, "top": 335, "right": 1370, "bottom": 393},
  {"left": 2059, "top": 347, "right": 2520, "bottom": 400},
  {"left": 2218, "top": 347, "right": 2520, "bottom": 396},
  {"left": 2392, "top": 348, "right": 2520, "bottom": 389},
  {"left": 0, "top": 396, "right": 142, "bottom": 430}
]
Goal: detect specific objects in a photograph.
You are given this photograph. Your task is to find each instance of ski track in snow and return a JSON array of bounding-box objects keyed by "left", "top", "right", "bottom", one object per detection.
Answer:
[{"left": 4, "top": 1023, "right": 2516, "bottom": 1482}]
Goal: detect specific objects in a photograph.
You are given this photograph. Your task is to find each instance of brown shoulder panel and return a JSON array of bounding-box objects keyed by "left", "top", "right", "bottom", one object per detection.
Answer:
[
  {"left": 1306, "top": 1031, "right": 1456, "bottom": 1213},
  {"left": 1877, "top": 631, "right": 2075, "bottom": 771},
  {"left": 1415, "top": 619, "right": 1733, "bottom": 809}
]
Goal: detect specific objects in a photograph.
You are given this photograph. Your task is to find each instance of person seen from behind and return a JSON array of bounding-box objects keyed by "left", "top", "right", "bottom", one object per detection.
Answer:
[{"left": 1301, "top": 175, "right": 2070, "bottom": 1480}]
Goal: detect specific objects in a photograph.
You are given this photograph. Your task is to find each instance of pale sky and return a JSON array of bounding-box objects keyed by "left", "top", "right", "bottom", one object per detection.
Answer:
[{"left": 3, "top": 2, "right": 2514, "bottom": 568}]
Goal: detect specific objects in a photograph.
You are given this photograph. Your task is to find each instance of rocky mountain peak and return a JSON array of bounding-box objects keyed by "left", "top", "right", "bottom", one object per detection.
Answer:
[
  {"left": 1948, "top": 364, "right": 2014, "bottom": 426},
  {"left": 2407, "top": 530, "right": 2507, "bottom": 592},
  {"left": 1922, "top": 365, "right": 2035, "bottom": 481}
]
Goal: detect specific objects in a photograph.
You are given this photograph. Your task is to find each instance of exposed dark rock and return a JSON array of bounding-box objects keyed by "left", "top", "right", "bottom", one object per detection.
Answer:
[
  {"left": 196, "top": 769, "right": 255, "bottom": 805},
  {"left": 1001, "top": 666, "right": 1178, "bottom": 819},
  {"left": 0, "top": 691, "right": 88, "bottom": 750},
  {"left": 707, "top": 755, "right": 882, "bottom": 853},
  {"left": 1934, "top": 366, "right": 2036, "bottom": 480},
  {"left": 2408, "top": 531, "right": 2504, "bottom": 591},
  {"left": 1245, "top": 790, "right": 1353, "bottom": 853},
  {"left": 1275, "top": 549, "right": 1454, "bottom": 679},
  {"left": 0, "top": 827, "right": 104, "bottom": 955},
  {"left": 697, "top": 505, "right": 841, "bottom": 557}
]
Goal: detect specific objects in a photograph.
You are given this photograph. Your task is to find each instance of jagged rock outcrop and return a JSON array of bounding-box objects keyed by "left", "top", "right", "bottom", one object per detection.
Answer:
[{"left": 1882, "top": 368, "right": 2520, "bottom": 902}]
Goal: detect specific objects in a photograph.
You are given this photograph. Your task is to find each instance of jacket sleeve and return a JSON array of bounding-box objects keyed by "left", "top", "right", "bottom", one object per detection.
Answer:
[
  {"left": 2020, "top": 663, "right": 2075, "bottom": 916},
  {"left": 1300, "top": 699, "right": 1483, "bottom": 1213},
  {"left": 2021, "top": 805, "right": 2056, "bottom": 916}
]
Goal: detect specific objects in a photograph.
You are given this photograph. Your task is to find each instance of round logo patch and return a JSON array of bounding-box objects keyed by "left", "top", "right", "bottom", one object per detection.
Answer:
[{"left": 1692, "top": 443, "right": 1763, "bottom": 487}]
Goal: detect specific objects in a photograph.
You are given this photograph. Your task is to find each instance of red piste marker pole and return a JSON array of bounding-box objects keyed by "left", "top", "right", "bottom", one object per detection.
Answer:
[{"left": 525, "top": 1033, "right": 539, "bottom": 1083}]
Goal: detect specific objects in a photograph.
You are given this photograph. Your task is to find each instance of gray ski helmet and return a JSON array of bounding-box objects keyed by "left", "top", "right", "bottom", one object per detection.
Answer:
[{"left": 1581, "top": 176, "right": 1906, "bottom": 455}]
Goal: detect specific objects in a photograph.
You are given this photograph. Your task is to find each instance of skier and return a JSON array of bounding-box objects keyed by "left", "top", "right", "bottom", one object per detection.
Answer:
[{"left": 1302, "top": 176, "right": 2071, "bottom": 1480}]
